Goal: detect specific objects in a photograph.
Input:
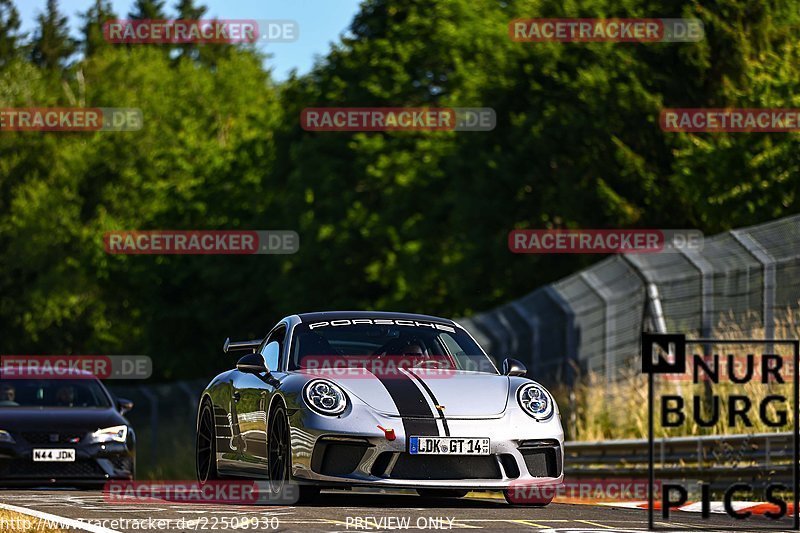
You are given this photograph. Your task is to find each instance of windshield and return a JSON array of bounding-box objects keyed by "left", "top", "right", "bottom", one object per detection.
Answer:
[
  {"left": 289, "top": 319, "right": 498, "bottom": 374},
  {"left": 0, "top": 379, "right": 112, "bottom": 408}
]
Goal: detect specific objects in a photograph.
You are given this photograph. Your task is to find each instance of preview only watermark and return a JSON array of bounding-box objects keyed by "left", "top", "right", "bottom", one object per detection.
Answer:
[
  {"left": 300, "top": 108, "right": 496, "bottom": 132},
  {"left": 103, "top": 19, "right": 298, "bottom": 44},
  {"left": 508, "top": 229, "right": 703, "bottom": 254},
  {"left": 0, "top": 108, "right": 142, "bottom": 132},
  {"left": 661, "top": 109, "right": 800, "bottom": 133},
  {"left": 509, "top": 18, "right": 704, "bottom": 43},
  {"left": 345, "top": 516, "right": 456, "bottom": 530},
  {"left": 642, "top": 333, "right": 800, "bottom": 530},
  {"left": 103, "top": 230, "right": 299, "bottom": 255}
]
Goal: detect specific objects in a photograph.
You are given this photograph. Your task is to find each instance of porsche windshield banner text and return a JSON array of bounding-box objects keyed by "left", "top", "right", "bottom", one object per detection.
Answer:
[{"left": 307, "top": 318, "right": 456, "bottom": 332}]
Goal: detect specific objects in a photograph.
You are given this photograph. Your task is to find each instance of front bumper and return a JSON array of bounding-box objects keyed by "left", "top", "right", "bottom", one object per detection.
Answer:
[
  {"left": 0, "top": 440, "right": 135, "bottom": 486},
  {"left": 289, "top": 408, "right": 564, "bottom": 490}
]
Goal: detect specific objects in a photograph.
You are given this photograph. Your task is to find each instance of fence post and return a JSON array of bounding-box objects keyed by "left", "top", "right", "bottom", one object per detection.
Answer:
[
  {"left": 543, "top": 286, "right": 579, "bottom": 386},
  {"left": 646, "top": 283, "right": 668, "bottom": 334},
  {"left": 679, "top": 247, "right": 714, "bottom": 339},
  {"left": 581, "top": 271, "right": 615, "bottom": 388},
  {"left": 731, "top": 230, "right": 776, "bottom": 349}
]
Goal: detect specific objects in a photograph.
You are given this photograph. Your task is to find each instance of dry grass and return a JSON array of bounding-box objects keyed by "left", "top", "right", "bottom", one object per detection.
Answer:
[
  {"left": 555, "top": 308, "right": 799, "bottom": 441},
  {"left": 0, "top": 510, "right": 70, "bottom": 533}
]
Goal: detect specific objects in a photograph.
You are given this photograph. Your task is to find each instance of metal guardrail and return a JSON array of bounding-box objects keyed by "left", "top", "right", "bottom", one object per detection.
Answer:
[{"left": 564, "top": 432, "right": 795, "bottom": 490}]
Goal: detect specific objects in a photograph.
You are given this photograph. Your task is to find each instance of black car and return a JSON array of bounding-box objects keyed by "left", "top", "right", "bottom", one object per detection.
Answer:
[{"left": 0, "top": 375, "right": 135, "bottom": 486}]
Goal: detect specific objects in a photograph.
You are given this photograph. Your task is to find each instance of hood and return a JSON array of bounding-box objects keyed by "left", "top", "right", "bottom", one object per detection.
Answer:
[
  {"left": 301, "top": 368, "right": 510, "bottom": 418},
  {"left": 0, "top": 407, "right": 125, "bottom": 432}
]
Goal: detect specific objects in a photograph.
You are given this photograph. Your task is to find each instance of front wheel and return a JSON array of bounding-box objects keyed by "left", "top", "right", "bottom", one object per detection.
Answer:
[
  {"left": 196, "top": 400, "right": 218, "bottom": 483},
  {"left": 268, "top": 403, "right": 322, "bottom": 505},
  {"left": 268, "top": 403, "right": 290, "bottom": 496}
]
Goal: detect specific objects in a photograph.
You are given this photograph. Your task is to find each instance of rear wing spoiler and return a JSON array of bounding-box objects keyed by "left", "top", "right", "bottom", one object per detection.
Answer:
[{"left": 223, "top": 337, "right": 262, "bottom": 354}]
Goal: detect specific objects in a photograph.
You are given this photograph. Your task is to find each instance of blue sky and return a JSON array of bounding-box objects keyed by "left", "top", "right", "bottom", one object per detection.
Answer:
[{"left": 17, "top": 0, "right": 364, "bottom": 80}]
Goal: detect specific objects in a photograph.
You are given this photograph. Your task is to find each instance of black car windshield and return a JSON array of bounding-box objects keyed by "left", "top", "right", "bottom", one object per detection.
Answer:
[
  {"left": 288, "top": 319, "right": 498, "bottom": 374},
  {"left": 0, "top": 379, "right": 112, "bottom": 408}
]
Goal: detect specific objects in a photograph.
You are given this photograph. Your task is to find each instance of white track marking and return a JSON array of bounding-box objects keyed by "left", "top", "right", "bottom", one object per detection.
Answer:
[{"left": 0, "top": 501, "right": 121, "bottom": 533}]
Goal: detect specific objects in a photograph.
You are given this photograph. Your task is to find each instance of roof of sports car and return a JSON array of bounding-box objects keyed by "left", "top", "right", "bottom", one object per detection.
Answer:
[{"left": 296, "top": 310, "right": 458, "bottom": 325}]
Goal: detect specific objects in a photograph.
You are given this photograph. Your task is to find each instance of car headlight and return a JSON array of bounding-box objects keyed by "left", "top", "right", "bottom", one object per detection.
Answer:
[
  {"left": 517, "top": 383, "right": 554, "bottom": 421},
  {"left": 90, "top": 425, "right": 128, "bottom": 443},
  {"left": 304, "top": 379, "right": 348, "bottom": 416},
  {"left": 0, "top": 430, "right": 14, "bottom": 444}
]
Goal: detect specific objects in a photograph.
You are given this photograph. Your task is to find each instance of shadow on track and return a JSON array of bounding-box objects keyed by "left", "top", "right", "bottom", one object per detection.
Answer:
[{"left": 308, "top": 490, "right": 510, "bottom": 509}]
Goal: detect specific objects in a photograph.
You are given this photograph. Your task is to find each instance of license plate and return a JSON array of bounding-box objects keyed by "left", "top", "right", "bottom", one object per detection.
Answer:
[
  {"left": 409, "top": 437, "right": 490, "bottom": 455},
  {"left": 33, "top": 449, "right": 75, "bottom": 462}
]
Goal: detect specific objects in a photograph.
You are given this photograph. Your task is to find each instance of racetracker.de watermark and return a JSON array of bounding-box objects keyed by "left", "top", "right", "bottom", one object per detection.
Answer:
[
  {"left": 508, "top": 229, "right": 704, "bottom": 254},
  {"left": 104, "top": 480, "right": 298, "bottom": 505},
  {"left": 509, "top": 18, "right": 704, "bottom": 42},
  {"left": 104, "top": 230, "right": 299, "bottom": 255},
  {"left": 0, "top": 108, "right": 142, "bottom": 132},
  {"left": 0, "top": 355, "right": 152, "bottom": 379},
  {"left": 300, "top": 107, "right": 496, "bottom": 132},
  {"left": 507, "top": 478, "right": 660, "bottom": 503},
  {"left": 661, "top": 108, "right": 800, "bottom": 132},
  {"left": 103, "top": 19, "right": 298, "bottom": 43},
  {"left": 297, "top": 355, "right": 497, "bottom": 379}
]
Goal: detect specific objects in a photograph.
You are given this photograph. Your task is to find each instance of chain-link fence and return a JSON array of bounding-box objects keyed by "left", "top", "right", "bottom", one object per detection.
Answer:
[{"left": 459, "top": 215, "right": 800, "bottom": 387}]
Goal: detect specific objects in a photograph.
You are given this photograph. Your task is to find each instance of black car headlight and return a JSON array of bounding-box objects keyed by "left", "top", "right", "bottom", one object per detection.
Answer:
[
  {"left": 0, "top": 430, "right": 14, "bottom": 444},
  {"left": 304, "top": 379, "right": 347, "bottom": 415},
  {"left": 517, "top": 383, "right": 555, "bottom": 421}
]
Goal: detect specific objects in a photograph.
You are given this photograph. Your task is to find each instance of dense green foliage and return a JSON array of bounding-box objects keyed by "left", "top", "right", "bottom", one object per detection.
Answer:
[{"left": 1, "top": 0, "right": 799, "bottom": 379}]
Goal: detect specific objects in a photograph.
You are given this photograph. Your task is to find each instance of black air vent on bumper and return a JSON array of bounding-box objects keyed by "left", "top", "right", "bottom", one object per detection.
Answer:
[
  {"left": 519, "top": 443, "right": 561, "bottom": 478},
  {"left": 0, "top": 460, "right": 106, "bottom": 479},
  {"left": 388, "top": 454, "right": 501, "bottom": 480},
  {"left": 311, "top": 439, "right": 371, "bottom": 477},
  {"left": 499, "top": 454, "right": 520, "bottom": 478}
]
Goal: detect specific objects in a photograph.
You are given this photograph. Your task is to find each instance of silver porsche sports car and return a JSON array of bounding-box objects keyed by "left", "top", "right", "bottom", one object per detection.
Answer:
[{"left": 195, "top": 311, "right": 564, "bottom": 505}]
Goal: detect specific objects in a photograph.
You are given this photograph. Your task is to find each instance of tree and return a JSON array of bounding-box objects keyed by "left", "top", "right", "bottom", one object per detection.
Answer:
[
  {"left": 0, "top": 0, "right": 22, "bottom": 66},
  {"left": 173, "top": 0, "right": 207, "bottom": 61},
  {"left": 128, "top": 0, "right": 166, "bottom": 20},
  {"left": 175, "top": 0, "right": 206, "bottom": 19},
  {"left": 270, "top": 0, "right": 800, "bottom": 317},
  {"left": 79, "top": 0, "right": 116, "bottom": 57},
  {"left": 30, "top": 0, "right": 76, "bottom": 71}
]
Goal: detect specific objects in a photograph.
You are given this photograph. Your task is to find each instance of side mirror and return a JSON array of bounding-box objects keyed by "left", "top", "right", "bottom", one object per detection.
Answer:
[
  {"left": 237, "top": 352, "right": 268, "bottom": 374},
  {"left": 502, "top": 358, "right": 527, "bottom": 377},
  {"left": 117, "top": 397, "right": 134, "bottom": 415}
]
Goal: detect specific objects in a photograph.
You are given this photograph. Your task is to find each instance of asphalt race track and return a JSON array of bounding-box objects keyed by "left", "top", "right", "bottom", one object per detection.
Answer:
[{"left": 0, "top": 489, "right": 796, "bottom": 533}]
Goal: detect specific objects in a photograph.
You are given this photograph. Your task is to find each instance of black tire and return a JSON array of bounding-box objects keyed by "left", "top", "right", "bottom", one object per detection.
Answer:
[
  {"left": 416, "top": 489, "right": 469, "bottom": 498},
  {"left": 268, "top": 403, "right": 322, "bottom": 505},
  {"left": 268, "top": 403, "right": 291, "bottom": 496},
  {"left": 196, "top": 400, "right": 218, "bottom": 483}
]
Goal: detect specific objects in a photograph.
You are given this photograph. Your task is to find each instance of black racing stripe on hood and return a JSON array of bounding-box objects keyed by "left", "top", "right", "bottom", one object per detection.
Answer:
[
  {"left": 405, "top": 370, "right": 450, "bottom": 437},
  {"left": 373, "top": 373, "right": 439, "bottom": 437}
]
